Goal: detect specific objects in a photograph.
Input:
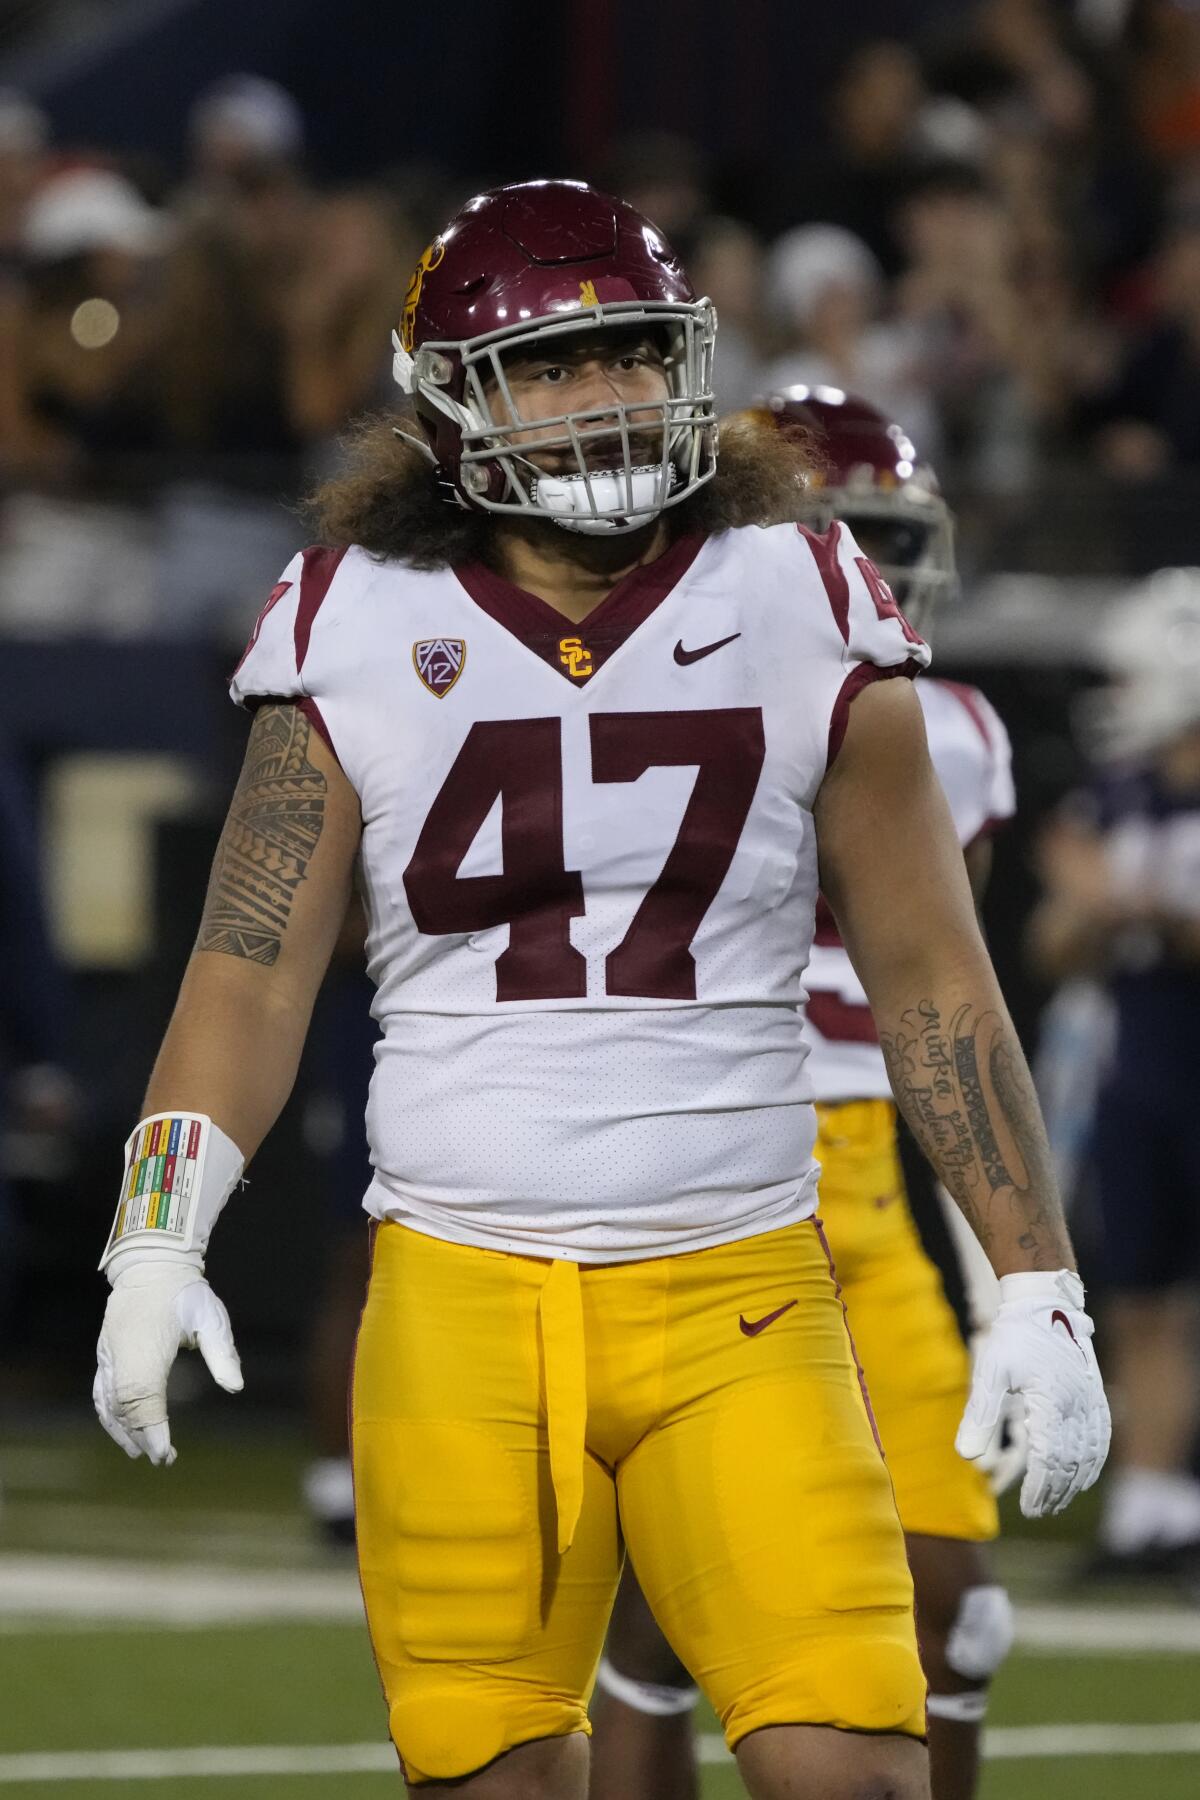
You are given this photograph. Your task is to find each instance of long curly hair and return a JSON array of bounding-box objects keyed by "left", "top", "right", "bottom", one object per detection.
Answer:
[{"left": 305, "top": 407, "right": 816, "bottom": 567}]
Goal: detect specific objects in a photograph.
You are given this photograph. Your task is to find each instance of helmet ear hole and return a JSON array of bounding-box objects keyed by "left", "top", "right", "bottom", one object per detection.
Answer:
[{"left": 417, "top": 349, "right": 453, "bottom": 386}]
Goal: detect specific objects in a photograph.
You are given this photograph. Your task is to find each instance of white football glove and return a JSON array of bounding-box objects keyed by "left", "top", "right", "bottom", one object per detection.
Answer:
[
  {"left": 969, "top": 1384, "right": 1030, "bottom": 1499},
  {"left": 956, "top": 1269, "right": 1110, "bottom": 1519},
  {"left": 94, "top": 1256, "right": 242, "bottom": 1465}
]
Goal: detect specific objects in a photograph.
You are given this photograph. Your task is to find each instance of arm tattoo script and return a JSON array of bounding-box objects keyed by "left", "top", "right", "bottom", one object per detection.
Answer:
[
  {"left": 879, "top": 1000, "right": 1071, "bottom": 1270},
  {"left": 196, "top": 704, "right": 326, "bottom": 965}
]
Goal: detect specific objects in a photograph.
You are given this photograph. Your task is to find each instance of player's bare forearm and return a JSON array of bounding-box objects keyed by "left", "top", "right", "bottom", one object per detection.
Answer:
[
  {"left": 815, "top": 675, "right": 1074, "bottom": 1277},
  {"left": 142, "top": 702, "right": 361, "bottom": 1161},
  {"left": 142, "top": 958, "right": 312, "bottom": 1163},
  {"left": 873, "top": 961, "right": 1074, "bottom": 1275}
]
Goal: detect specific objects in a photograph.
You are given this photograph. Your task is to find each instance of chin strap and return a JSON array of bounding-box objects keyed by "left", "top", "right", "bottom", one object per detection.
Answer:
[{"left": 391, "top": 425, "right": 437, "bottom": 465}]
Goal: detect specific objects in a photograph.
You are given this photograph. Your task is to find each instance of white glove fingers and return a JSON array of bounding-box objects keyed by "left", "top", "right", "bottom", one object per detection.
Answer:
[
  {"left": 1022, "top": 1390, "right": 1088, "bottom": 1516},
  {"left": 956, "top": 1356, "right": 1007, "bottom": 1461},
  {"left": 1019, "top": 1450, "right": 1051, "bottom": 1518},
  {"left": 99, "top": 1413, "right": 144, "bottom": 1460},
  {"left": 196, "top": 1322, "right": 244, "bottom": 1394},
  {"left": 975, "top": 1275, "right": 1110, "bottom": 1519},
  {"left": 1070, "top": 1396, "right": 1110, "bottom": 1501},
  {"left": 93, "top": 1368, "right": 143, "bottom": 1460},
  {"left": 179, "top": 1286, "right": 244, "bottom": 1394},
  {"left": 135, "top": 1420, "right": 177, "bottom": 1467},
  {"left": 113, "top": 1382, "right": 171, "bottom": 1434},
  {"left": 95, "top": 1265, "right": 241, "bottom": 1466}
]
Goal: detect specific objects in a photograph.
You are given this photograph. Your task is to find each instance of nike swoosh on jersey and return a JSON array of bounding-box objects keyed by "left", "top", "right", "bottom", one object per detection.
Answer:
[
  {"left": 739, "top": 1300, "right": 798, "bottom": 1337},
  {"left": 673, "top": 632, "right": 742, "bottom": 665},
  {"left": 1050, "top": 1308, "right": 1079, "bottom": 1345}
]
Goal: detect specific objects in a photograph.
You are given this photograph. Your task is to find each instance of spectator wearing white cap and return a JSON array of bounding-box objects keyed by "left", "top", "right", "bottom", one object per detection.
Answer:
[
  {"left": 22, "top": 167, "right": 167, "bottom": 264},
  {"left": 0, "top": 166, "right": 168, "bottom": 635},
  {"left": 188, "top": 73, "right": 305, "bottom": 187},
  {"left": 760, "top": 221, "right": 939, "bottom": 458}
]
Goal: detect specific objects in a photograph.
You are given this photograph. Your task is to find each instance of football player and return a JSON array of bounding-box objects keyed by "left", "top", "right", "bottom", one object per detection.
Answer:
[
  {"left": 1031, "top": 570, "right": 1200, "bottom": 1575},
  {"left": 590, "top": 391, "right": 1019, "bottom": 1800},
  {"left": 93, "top": 181, "right": 1108, "bottom": 1800}
]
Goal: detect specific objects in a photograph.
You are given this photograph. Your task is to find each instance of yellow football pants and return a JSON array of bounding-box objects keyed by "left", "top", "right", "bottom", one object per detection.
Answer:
[
  {"left": 814, "top": 1099, "right": 999, "bottom": 1543},
  {"left": 352, "top": 1216, "right": 926, "bottom": 1783}
]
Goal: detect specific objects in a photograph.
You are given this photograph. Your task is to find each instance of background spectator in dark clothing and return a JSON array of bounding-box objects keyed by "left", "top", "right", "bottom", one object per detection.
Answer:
[
  {"left": 1029, "top": 570, "right": 1200, "bottom": 1573},
  {"left": 1090, "top": 202, "right": 1200, "bottom": 480}
]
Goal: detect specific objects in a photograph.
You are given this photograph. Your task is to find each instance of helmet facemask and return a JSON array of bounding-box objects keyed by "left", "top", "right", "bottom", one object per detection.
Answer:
[{"left": 396, "top": 300, "right": 717, "bottom": 535}]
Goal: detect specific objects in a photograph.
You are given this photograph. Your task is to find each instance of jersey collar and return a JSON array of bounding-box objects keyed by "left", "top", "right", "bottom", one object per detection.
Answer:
[{"left": 453, "top": 532, "right": 707, "bottom": 687}]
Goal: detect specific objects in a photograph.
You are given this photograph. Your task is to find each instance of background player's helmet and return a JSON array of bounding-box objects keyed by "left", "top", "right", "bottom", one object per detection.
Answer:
[
  {"left": 763, "top": 385, "right": 956, "bottom": 633},
  {"left": 1078, "top": 567, "right": 1200, "bottom": 761},
  {"left": 391, "top": 178, "right": 717, "bottom": 534}
]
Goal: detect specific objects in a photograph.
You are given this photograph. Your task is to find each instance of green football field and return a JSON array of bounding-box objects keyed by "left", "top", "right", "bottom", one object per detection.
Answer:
[{"left": 3, "top": 1419, "right": 1199, "bottom": 1799}]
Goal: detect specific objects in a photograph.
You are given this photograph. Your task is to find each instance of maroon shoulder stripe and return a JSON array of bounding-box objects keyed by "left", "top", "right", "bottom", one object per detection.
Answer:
[
  {"left": 231, "top": 578, "right": 292, "bottom": 682},
  {"left": 294, "top": 545, "right": 347, "bottom": 677},
  {"left": 797, "top": 520, "right": 850, "bottom": 643}
]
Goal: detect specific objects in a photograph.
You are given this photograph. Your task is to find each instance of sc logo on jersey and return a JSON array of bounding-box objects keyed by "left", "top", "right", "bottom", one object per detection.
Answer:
[
  {"left": 558, "top": 636, "right": 593, "bottom": 679},
  {"left": 413, "top": 638, "right": 466, "bottom": 697}
]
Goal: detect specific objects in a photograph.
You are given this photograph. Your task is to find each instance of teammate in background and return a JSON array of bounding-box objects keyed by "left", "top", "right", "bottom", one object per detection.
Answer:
[
  {"left": 1030, "top": 570, "right": 1200, "bottom": 1576},
  {"left": 93, "top": 182, "right": 1109, "bottom": 1800},
  {"left": 590, "top": 392, "right": 1018, "bottom": 1800}
]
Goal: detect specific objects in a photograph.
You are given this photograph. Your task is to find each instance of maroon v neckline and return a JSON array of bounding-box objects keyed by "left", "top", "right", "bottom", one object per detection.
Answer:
[{"left": 454, "top": 532, "right": 707, "bottom": 687}]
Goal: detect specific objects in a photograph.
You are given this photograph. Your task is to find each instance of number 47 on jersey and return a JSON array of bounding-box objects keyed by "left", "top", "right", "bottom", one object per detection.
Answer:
[{"left": 404, "top": 709, "right": 765, "bottom": 1003}]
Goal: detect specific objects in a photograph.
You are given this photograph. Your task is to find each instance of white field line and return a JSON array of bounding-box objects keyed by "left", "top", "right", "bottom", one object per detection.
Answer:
[
  {"left": 984, "top": 1722, "right": 1200, "bottom": 1759},
  {"left": 3, "top": 1727, "right": 1200, "bottom": 1782},
  {"left": 0, "top": 1555, "right": 363, "bottom": 1626},
  {"left": 1014, "top": 1603, "right": 1200, "bottom": 1655},
  {"left": 0, "top": 1745, "right": 398, "bottom": 1783},
  {"left": 5, "top": 1555, "right": 1200, "bottom": 1653}
]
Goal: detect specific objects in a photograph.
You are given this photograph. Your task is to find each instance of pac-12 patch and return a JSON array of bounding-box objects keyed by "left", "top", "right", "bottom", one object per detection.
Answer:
[{"left": 412, "top": 638, "right": 466, "bottom": 697}]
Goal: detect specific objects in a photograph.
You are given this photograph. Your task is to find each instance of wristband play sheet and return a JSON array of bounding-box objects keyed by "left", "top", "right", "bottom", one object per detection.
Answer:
[{"left": 102, "top": 1114, "right": 209, "bottom": 1262}]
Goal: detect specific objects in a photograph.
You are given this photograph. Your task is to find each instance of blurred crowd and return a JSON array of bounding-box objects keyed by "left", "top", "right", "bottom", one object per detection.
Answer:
[{"left": 3, "top": 2, "right": 1200, "bottom": 638}]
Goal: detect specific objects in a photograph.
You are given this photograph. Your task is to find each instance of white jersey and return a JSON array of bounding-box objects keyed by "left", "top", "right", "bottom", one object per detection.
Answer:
[
  {"left": 804, "top": 677, "right": 1015, "bottom": 1103},
  {"left": 231, "top": 520, "right": 928, "bottom": 1260}
]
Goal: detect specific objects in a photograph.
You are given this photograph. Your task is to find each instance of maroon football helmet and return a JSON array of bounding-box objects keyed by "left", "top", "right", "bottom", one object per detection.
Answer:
[
  {"left": 764, "top": 386, "right": 956, "bottom": 631},
  {"left": 391, "top": 179, "right": 717, "bottom": 533}
]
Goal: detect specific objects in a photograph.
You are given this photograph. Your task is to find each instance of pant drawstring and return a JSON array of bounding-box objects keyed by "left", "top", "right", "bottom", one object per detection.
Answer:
[{"left": 537, "top": 1258, "right": 586, "bottom": 1554}]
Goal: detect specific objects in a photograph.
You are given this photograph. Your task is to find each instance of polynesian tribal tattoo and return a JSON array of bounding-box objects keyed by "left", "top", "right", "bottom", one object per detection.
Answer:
[
  {"left": 196, "top": 704, "right": 326, "bottom": 965},
  {"left": 879, "top": 1000, "right": 1069, "bottom": 1269}
]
